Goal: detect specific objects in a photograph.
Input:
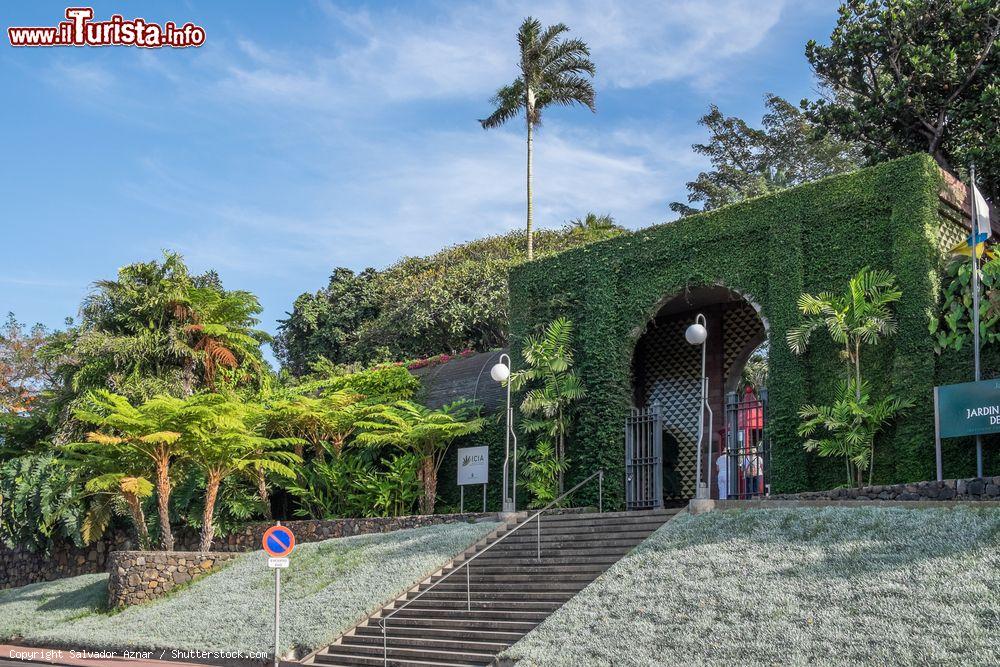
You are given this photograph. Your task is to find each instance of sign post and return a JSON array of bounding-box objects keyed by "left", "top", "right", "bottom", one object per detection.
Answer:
[
  {"left": 934, "top": 379, "right": 1000, "bottom": 480},
  {"left": 262, "top": 524, "right": 295, "bottom": 667},
  {"left": 457, "top": 446, "right": 489, "bottom": 512}
]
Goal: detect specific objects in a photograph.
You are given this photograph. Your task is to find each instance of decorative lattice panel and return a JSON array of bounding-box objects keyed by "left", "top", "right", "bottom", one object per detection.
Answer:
[
  {"left": 632, "top": 300, "right": 765, "bottom": 499},
  {"left": 723, "top": 302, "right": 766, "bottom": 383},
  {"left": 634, "top": 317, "right": 701, "bottom": 498},
  {"left": 938, "top": 217, "right": 968, "bottom": 257}
]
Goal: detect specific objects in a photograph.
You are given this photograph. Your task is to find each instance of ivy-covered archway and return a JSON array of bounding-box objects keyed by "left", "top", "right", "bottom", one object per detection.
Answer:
[
  {"left": 630, "top": 286, "right": 766, "bottom": 500},
  {"left": 509, "top": 154, "right": 967, "bottom": 509}
]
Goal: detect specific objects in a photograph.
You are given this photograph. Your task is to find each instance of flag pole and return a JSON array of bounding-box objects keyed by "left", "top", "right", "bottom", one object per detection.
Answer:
[{"left": 970, "top": 164, "right": 983, "bottom": 477}]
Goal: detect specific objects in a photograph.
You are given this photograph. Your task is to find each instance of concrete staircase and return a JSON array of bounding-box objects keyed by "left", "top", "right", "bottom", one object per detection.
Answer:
[{"left": 303, "top": 508, "right": 679, "bottom": 667}]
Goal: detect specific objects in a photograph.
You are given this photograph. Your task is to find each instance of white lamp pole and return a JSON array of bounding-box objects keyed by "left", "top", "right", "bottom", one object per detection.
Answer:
[
  {"left": 491, "top": 354, "right": 517, "bottom": 513},
  {"left": 686, "top": 314, "right": 712, "bottom": 500}
]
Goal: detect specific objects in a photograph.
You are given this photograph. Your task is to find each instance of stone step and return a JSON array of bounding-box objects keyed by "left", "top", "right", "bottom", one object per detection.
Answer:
[
  {"left": 493, "top": 517, "right": 671, "bottom": 537},
  {"left": 383, "top": 607, "right": 550, "bottom": 622},
  {"left": 419, "top": 581, "right": 588, "bottom": 593},
  {"left": 440, "top": 562, "right": 609, "bottom": 576},
  {"left": 354, "top": 624, "right": 525, "bottom": 644},
  {"left": 472, "top": 555, "right": 621, "bottom": 566},
  {"left": 373, "top": 616, "right": 537, "bottom": 633},
  {"left": 314, "top": 649, "right": 484, "bottom": 666},
  {"left": 491, "top": 529, "right": 656, "bottom": 544},
  {"left": 529, "top": 509, "right": 677, "bottom": 523},
  {"left": 342, "top": 633, "right": 510, "bottom": 654},
  {"left": 305, "top": 507, "right": 683, "bottom": 667},
  {"left": 395, "top": 599, "right": 564, "bottom": 612},
  {"left": 474, "top": 545, "right": 636, "bottom": 559},
  {"left": 478, "top": 536, "right": 645, "bottom": 550},
  {"left": 430, "top": 571, "right": 596, "bottom": 584},
  {"left": 405, "top": 589, "right": 574, "bottom": 603}
]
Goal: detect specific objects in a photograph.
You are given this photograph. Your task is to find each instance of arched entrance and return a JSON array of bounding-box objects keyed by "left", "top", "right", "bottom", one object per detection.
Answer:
[{"left": 625, "top": 286, "right": 767, "bottom": 507}]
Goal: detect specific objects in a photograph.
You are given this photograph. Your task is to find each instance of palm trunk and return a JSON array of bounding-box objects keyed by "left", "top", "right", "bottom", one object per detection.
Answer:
[
  {"left": 854, "top": 342, "right": 873, "bottom": 486},
  {"left": 181, "top": 356, "right": 197, "bottom": 397},
  {"left": 199, "top": 471, "right": 221, "bottom": 552},
  {"left": 854, "top": 343, "right": 862, "bottom": 400},
  {"left": 154, "top": 456, "right": 174, "bottom": 551},
  {"left": 557, "top": 430, "right": 565, "bottom": 494},
  {"left": 257, "top": 470, "right": 272, "bottom": 520},
  {"left": 420, "top": 456, "right": 437, "bottom": 515},
  {"left": 123, "top": 491, "right": 151, "bottom": 550},
  {"left": 525, "top": 98, "right": 534, "bottom": 261}
]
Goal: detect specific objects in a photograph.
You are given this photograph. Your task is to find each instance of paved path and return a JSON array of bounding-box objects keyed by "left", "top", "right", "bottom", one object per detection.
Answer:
[{"left": 0, "top": 646, "right": 212, "bottom": 667}]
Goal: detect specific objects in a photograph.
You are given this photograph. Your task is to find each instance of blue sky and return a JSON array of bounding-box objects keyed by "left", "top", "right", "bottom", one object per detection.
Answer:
[{"left": 1, "top": 0, "right": 837, "bottom": 361}]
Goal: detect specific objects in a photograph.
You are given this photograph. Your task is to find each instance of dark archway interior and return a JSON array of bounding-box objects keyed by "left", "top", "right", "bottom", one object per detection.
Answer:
[{"left": 630, "top": 287, "right": 766, "bottom": 499}]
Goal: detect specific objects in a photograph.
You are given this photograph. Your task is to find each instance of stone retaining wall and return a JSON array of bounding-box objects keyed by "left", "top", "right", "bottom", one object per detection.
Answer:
[
  {"left": 0, "top": 511, "right": 496, "bottom": 592},
  {"left": 0, "top": 530, "right": 134, "bottom": 592},
  {"left": 773, "top": 477, "right": 1000, "bottom": 501},
  {"left": 107, "top": 551, "right": 240, "bottom": 607}
]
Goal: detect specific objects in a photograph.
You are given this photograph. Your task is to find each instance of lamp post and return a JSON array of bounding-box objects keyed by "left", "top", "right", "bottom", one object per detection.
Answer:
[
  {"left": 685, "top": 314, "right": 712, "bottom": 500},
  {"left": 491, "top": 354, "right": 517, "bottom": 513}
]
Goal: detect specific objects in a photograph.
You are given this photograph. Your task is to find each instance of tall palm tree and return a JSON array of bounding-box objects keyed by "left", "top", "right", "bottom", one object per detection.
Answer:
[{"left": 480, "top": 17, "right": 596, "bottom": 260}]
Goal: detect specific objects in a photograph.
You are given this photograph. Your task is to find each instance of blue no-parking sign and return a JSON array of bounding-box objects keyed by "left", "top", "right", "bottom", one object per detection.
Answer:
[
  {"left": 263, "top": 525, "right": 295, "bottom": 667},
  {"left": 262, "top": 525, "right": 295, "bottom": 558}
]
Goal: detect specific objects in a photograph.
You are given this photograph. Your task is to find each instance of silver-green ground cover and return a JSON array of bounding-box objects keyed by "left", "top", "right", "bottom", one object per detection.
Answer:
[
  {"left": 0, "top": 520, "right": 498, "bottom": 655},
  {"left": 504, "top": 507, "right": 1000, "bottom": 666}
]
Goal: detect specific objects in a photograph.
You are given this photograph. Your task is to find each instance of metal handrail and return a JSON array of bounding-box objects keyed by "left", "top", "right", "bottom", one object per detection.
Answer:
[{"left": 379, "top": 468, "right": 604, "bottom": 666}]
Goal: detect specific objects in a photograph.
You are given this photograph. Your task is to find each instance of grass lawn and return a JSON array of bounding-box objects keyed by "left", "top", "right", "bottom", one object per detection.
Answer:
[
  {"left": 0, "top": 520, "right": 498, "bottom": 657},
  {"left": 503, "top": 506, "right": 1000, "bottom": 667}
]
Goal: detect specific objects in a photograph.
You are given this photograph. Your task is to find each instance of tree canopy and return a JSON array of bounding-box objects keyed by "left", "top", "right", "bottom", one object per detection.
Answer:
[
  {"left": 274, "top": 225, "right": 623, "bottom": 373},
  {"left": 671, "top": 94, "right": 862, "bottom": 216},
  {"left": 805, "top": 0, "right": 999, "bottom": 199},
  {"left": 41, "top": 252, "right": 271, "bottom": 442}
]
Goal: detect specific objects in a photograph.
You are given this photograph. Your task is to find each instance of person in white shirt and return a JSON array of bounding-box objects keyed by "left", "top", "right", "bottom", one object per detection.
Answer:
[{"left": 716, "top": 447, "right": 728, "bottom": 500}]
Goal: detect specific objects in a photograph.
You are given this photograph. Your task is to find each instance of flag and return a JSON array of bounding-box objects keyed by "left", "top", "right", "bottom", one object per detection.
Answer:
[
  {"left": 970, "top": 180, "right": 992, "bottom": 245},
  {"left": 950, "top": 238, "right": 989, "bottom": 258},
  {"left": 950, "top": 180, "right": 992, "bottom": 257}
]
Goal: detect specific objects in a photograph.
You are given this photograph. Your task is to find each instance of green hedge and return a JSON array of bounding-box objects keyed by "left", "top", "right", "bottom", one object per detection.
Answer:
[{"left": 509, "top": 154, "right": 961, "bottom": 508}]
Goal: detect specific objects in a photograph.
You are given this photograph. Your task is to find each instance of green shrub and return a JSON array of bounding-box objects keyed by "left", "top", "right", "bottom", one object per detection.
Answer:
[{"left": 0, "top": 454, "right": 84, "bottom": 552}]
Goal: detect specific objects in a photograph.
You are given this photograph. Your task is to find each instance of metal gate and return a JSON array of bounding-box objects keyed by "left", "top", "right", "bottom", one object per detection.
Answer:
[
  {"left": 625, "top": 403, "right": 663, "bottom": 510},
  {"left": 722, "top": 388, "right": 769, "bottom": 499}
]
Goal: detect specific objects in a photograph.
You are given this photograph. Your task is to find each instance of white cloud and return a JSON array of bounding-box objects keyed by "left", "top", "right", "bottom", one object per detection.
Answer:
[
  {"left": 561, "top": 0, "right": 788, "bottom": 88},
  {"left": 211, "top": 0, "right": 788, "bottom": 110}
]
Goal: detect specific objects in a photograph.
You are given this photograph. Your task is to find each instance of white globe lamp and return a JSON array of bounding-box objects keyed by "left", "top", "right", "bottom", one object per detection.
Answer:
[
  {"left": 685, "top": 322, "right": 708, "bottom": 346},
  {"left": 490, "top": 362, "right": 510, "bottom": 383},
  {"left": 686, "top": 314, "right": 711, "bottom": 501}
]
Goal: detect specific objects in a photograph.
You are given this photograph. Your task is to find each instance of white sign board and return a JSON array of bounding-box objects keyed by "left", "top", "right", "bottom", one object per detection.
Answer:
[
  {"left": 457, "top": 446, "right": 489, "bottom": 485},
  {"left": 268, "top": 557, "right": 289, "bottom": 568}
]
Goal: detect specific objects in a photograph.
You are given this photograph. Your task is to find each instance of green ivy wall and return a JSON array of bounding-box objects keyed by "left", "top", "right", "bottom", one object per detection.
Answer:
[{"left": 508, "top": 154, "right": 963, "bottom": 509}]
